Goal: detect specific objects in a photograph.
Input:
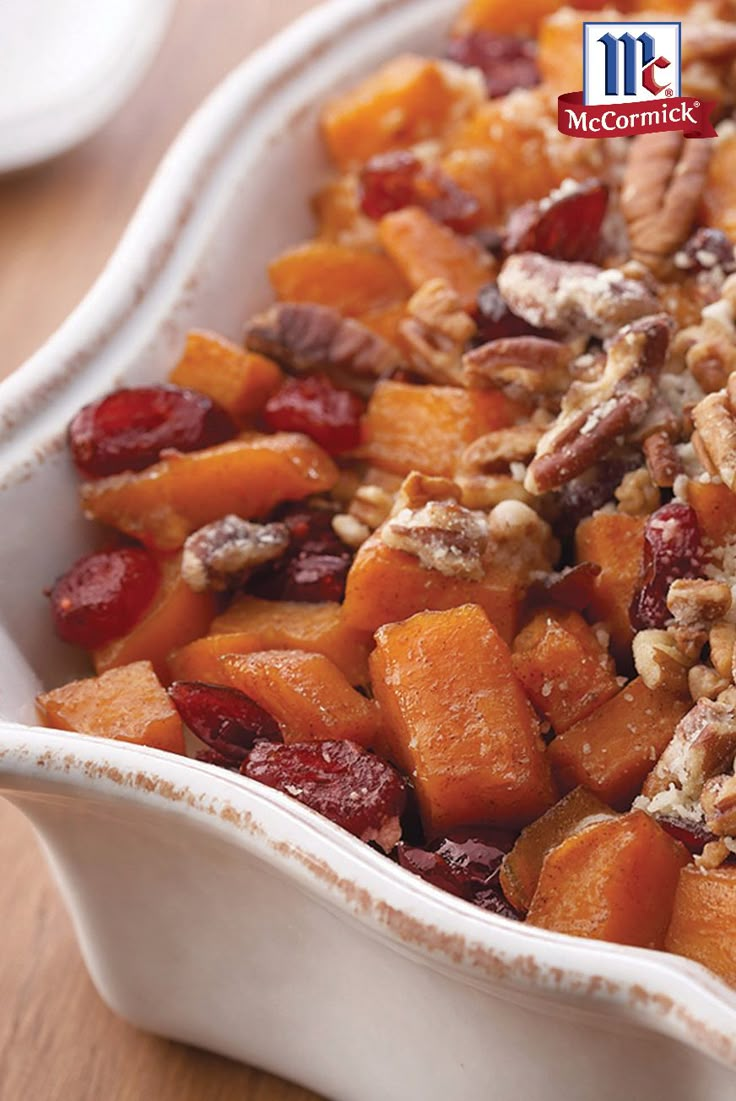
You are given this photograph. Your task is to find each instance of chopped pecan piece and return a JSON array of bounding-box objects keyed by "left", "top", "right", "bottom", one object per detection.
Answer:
[
  {"left": 462, "top": 335, "right": 570, "bottom": 397},
  {"left": 688, "top": 664, "right": 730, "bottom": 702},
  {"left": 455, "top": 474, "right": 535, "bottom": 510},
  {"left": 497, "top": 253, "right": 660, "bottom": 339},
  {"left": 485, "top": 499, "right": 559, "bottom": 574},
  {"left": 524, "top": 314, "right": 670, "bottom": 494},
  {"left": 642, "top": 697, "right": 736, "bottom": 800},
  {"left": 710, "top": 620, "right": 736, "bottom": 681},
  {"left": 382, "top": 498, "right": 488, "bottom": 580},
  {"left": 621, "top": 132, "right": 713, "bottom": 269},
  {"left": 244, "top": 302, "right": 402, "bottom": 382},
  {"left": 614, "top": 467, "right": 661, "bottom": 516},
  {"left": 680, "top": 317, "right": 736, "bottom": 394},
  {"left": 632, "top": 629, "right": 693, "bottom": 694},
  {"left": 393, "top": 471, "right": 461, "bottom": 512},
  {"left": 643, "top": 430, "right": 683, "bottom": 487},
  {"left": 398, "top": 278, "right": 476, "bottom": 384},
  {"left": 701, "top": 772, "right": 736, "bottom": 836},
  {"left": 182, "top": 515, "right": 290, "bottom": 592},
  {"left": 667, "top": 578, "right": 732, "bottom": 630},
  {"left": 692, "top": 388, "right": 736, "bottom": 490},
  {"left": 456, "top": 423, "right": 545, "bottom": 475}
]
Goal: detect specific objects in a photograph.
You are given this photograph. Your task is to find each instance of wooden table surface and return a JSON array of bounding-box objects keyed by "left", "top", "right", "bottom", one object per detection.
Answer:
[{"left": 0, "top": 2, "right": 324, "bottom": 1098}]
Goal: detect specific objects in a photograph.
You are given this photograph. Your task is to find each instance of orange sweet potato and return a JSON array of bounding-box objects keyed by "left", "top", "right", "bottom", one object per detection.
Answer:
[
  {"left": 313, "top": 176, "right": 372, "bottom": 242},
  {"left": 370, "top": 604, "right": 556, "bottom": 834},
  {"left": 361, "top": 380, "right": 517, "bottom": 478},
  {"left": 357, "top": 302, "right": 407, "bottom": 347},
  {"left": 688, "top": 480, "right": 736, "bottom": 550},
  {"left": 527, "top": 810, "right": 689, "bottom": 948},
  {"left": 94, "top": 553, "right": 214, "bottom": 684},
  {"left": 665, "top": 864, "right": 736, "bottom": 985},
  {"left": 221, "top": 650, "right": 380, "bottom": 747},
  {"left": 500, "top": 787, "right": 616, "bottom": 914},
  {"left": 80, "top": 433, "right": 338, "bottom": 551},
  {"left": 701, "top": 131, "right": 736, "bottom": 242},
  {"left": 168, "top": 331, "right": 283, "bottom": 425},
  {"left": 537, "top": 9, "right": 584, "bottom": 93},
  {"left": 453, "top": 0, "right": 605, "bottom": 35},
  {"left": 169, "top": 596, "right": 371, "bottom": 686},
  {"left": 575, "top": 512, "right": 645, "bottom": 665},
  {"left": 322, "top": 55, "right": 481, "bottom": 169},
  {"left": 342, "top": 530, "right": 523, "bottom": 640},
  {"left": 36, "top": 660, "right": 184, "bottom": 754},
  {"left": 512, "top": 609, "right": 619, "bottom": 734},
  {"left": 378, "top": 207, "right": 492, "bottom": 311},
  {"left": 439, "top": 148, "right": 500, "bottom": 228},
  {"left": 547, "top": 677, "right": 691, "bottom": 809},
  {"left": 268, "top": 242, "right": 408, "bottom": 317}
]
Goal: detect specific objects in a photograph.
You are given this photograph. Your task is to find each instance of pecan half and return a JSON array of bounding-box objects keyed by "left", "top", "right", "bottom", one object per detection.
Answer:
[
  {"left": 462, "top": 335, "right": 570, "bottom": 396},
  {"left": 642, "top": 697, "right": 736, "bottom": 800},
  {"left": 621, "top": 132, "right": 713, "bottom": 269},
  {"left": 382, "top": 498, "right": 488, "bottom": 580},
  {"left": 398, "top": 278, "right": 476, "bottom": 385},
  {"left": 524, "top": 313, "right": 671, "bottom": 494},
  {"left": 497, "top": 253, "right": 660, "bottom": 339},
  {"left": 182, "top": 515, "right": 290, "bottom": 592},
  {"left": 667, "top": 578, "right": 733, "bottom": 630},
  {"left": 456, "top": 423, "right": 545, "bottom": 475},
  {"left": 244, "top": 302, "right": 402, "bottom": 383},
  {"left": 692, "top": 387, "right": 736, "bottom": 490}
]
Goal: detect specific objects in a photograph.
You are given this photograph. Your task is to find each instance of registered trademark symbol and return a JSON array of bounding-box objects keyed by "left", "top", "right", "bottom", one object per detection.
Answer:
[{"left": 665, "top": 87, "right": 674, "bottom": 97}]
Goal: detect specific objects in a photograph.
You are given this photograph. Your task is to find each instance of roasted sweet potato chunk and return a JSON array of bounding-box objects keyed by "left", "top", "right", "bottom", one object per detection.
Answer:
[
  {"left": 168, "top": 331, "right": 283, "bottom": 425},
  {"left": 169, "top": 597, "right": 370, "bottom": 686},
  {"left": 80, "top": 434, "right": 338, "bottom": 551},
  {"left": 36, "top": 660, "right": 185, "bottom": 754},
  {"left": 269, "top": 242, "right": 408, "bottom": 317},
  {"left": 575, "top": 512, "right": 645, "bottom": 664},
  {"left": 343, "top": 531, "right": 523, "bottom": 640},
  {"left": 665, "top": 865, "right": 736, "bottom": 985},
  {"left": 453, "top": 0, "right": 603, "bottom": 35},
  {"left": 512, "top": 609, "right": 619, "bottom": 733},
  {"left": 527, "top": 811, "right": 690, "bottom": 948},
  {"left": 361, "top": 380, "right": 516, "bottom": 478},
  {"left": 378, "top": 207, "right": 492, "bottom": 310},
  {"left": 221, "top": 650, "right": 380, "bottom": 748},
  {"left": 547, "top": 677, "right": 691, "bottom": 810},
  {"left": 688, "top": 481, "right": 736, "bottom": 550},
  {"left": 500, "top": 786, "right": 616, "bottom": 913},
  {"left": 94, "top": 552, "right": 214, "bottom": 684},
  {"left": 370, "top": 604, "right": 556, "bottom": 834}
]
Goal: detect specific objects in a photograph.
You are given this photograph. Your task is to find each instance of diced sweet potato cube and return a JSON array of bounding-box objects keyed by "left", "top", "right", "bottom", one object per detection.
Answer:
[
  {"left": 527, "top": 811, "right": 690, "bottom": 948},
  {"left": 36, "top": 661, "right": 185, "bottom": 755},
  {"left": 500, "top": 787, "right": 616, "bottom": 914},
  {"left": 665, "top": 865, "right": 736, "bottom": 985},
  {"left": 361, "top": 380, "right": 516, "bottom": 478},
  {"left": 268, "top": 242, "right": 408, "bottom": 317},
  {"left": 94, "top": 553, "right": 215, "bottom": 685},
  {"left": 688, "top": 481, "right": 736, "bottom": 550},
  {"left": 701, "top": 131, "right": 736, "bottom": 243},
  {"left": 512, "top": 609, "right": 619, "bottom": 734},
  {"left": 221, "top": 650, "right": 380, "bottom": 748},
  {"left": 80, "top": 433, "right": 338, "bottom": 551},
  {"left": 575, "top": 512, "right": 645, "bottom": 664},
  {"left": 537, "top": 9, "right": 584, "bottom": 93},
  {"left": 439, "top": 148, "right": 500, "bottom": 228},
  {"left": 357, "top": 302, "right": 406, "bottom": 347},
  {"left": 322, "top": 55, "right": 481, "bottom": 169},
  {"left": 547, "top": 677, "right": 691, "bottom": 809},
  {"left": 343, "top": 531, "right": 523, "bottom": 640},
  {"left": 378, "top": 207, "right": 492, "bottom": 311},
  {"left": 169, "top": 596, "right": 371, "bottom": 686},
  {"left": 168, "top": 331, "right": 283, "bottom": 425},
  {"left": 370, "top": 604, "right": 556, "bottom": 834},
  {"left": 454, "top": 0, "right": 605, "bottom": 36}
]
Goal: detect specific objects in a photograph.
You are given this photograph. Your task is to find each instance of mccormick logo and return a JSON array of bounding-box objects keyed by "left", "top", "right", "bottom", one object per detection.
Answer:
[{"left": 558, "top": 21, "right": 716, "bottom": 138}]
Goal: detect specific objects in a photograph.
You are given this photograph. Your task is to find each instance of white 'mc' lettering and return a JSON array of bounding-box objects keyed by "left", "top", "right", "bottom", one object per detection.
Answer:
[{"left": 564, "top": 109, "right": 587, "bottom": 131}]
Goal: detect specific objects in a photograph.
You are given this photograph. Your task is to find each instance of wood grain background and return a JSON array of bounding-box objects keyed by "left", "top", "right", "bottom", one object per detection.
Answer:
[{"left": 0, "top": 1, "right": 325, "bottom": 1097}]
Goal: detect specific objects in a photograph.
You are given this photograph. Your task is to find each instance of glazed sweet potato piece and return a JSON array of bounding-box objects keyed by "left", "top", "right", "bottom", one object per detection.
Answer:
[
  {"left": 378, "top": 207, "right": 492, "bottom": 310},
  {"left": 370, "top": 604, "right": 556, "bottom": 834},
  {"left": 688, "top": 481, "right": 736, "bottom": 550},
  {"left": 80, "top": 433, "right": 339, "bottom": 551},
  {"left": 36, "top": 660, "right": 185, "bottom": 755},
  {"left": 537, "top": 9, "right": 584, "bottom": 92},
  {"left": 665, "top": 865, "right": 736, "bottom": 984},
  {"left": 361, "top": 380, "right": 516, "bottom": 478},
  {"left": 221, "top": 650, "right": 380, "bottom": 748},
  {"left": 342, "top": 531, "right": 523, "bottom": 640},
  {"left": 268, "top": 242, "right": 408, "bottom": 317},
  {"left": 169, "top": 596, "right": 371, "bottom": 686},
  {"left": 94, "top": 553, "right": 215, "bottom": 684},
  {"left": 322, "top": 55, "right": 481, "bottom": 169},
  {"left": 168, "top": 331, "right": 283, "bottom": 425},
  {"left": 512, "top": 609, "right": 619, "bottom": 734},
  {"left": 547, "top": 677, "right": 692, "bottom": 809},
  {"left": 527, "top": 811, "right": 689, "bottom": 948},
  {"left": 575, "top": 512, "right": 646, "bottom": 664},
  {"left": 500, "top": 786, "right": 616, "bottom": 913}
]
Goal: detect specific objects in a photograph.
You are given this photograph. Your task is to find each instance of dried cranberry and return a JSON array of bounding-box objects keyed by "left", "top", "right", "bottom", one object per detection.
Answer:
[
  {"left": 630, "top": 501, "right": 703, "bottom": 630},
  {"left": 264, "top": 374, "right": 364, "bottom": 456},
  {"left": 504, "top": 180, "right": 609, "bottom": 262},
  {"left": 248, "top": 505, "right": 353, "bottom": 603},
  {"left": 242, "top": 740, "right": 406, "bottom": 849},
  {"left": 447, "top": 32, "right": 539, "bottom": 98},
  {"left": 358, "top": 152, "right": 480, "bottom": 233},
  {"left": 49, "top": 547, "right": 160, "bottom": 649},
  {"left": 473, "top": 887, "right": 522, "bottom": 920},
  {"left": 655, "top": 815, "right": 716, "bottom": 855},
  {"left": 676, "top": 227, "right": 736, "bottom": 274},
  {"left": 397, "top": 827, "right": 516, "bottom": 906},
  {"left": 473, "top": 283, "right": 550, "bottom": 343},
  {"left": 69, "top": 385, "right": 237, "bottom": 478},
  {"left": 168, "top": 681, "right": 280, "bottom": 764},
  {"left": 195, "top": 748, "right": 241, "bottom": 771}
]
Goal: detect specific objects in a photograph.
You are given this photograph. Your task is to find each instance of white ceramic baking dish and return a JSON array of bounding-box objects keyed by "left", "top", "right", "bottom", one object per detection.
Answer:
[{"left": 1, "top": 1, "right": 735, "bottom": 1097}]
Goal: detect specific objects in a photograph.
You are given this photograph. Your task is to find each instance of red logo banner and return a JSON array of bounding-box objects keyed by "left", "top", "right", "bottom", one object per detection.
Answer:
[{"left": 557, "top": 91, "right": 717, "bottom": 139}]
